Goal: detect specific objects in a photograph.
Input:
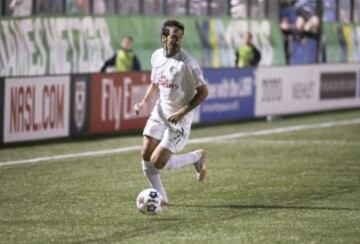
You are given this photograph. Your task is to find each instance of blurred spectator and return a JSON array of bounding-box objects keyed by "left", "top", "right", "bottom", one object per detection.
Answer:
[
  {"left": 235, "top": 32, "right": 261, "bottom": 68},
  {"left": 280, "top": 0, "right": 319, "bottom": 38},
  {"left": 66, "top": 0, "right": 89, "bottom": 14},
  {"left": 230, "top": 0, "right": 247, "bottom": 19},
  {"left": 100, "top": 36, "right": 141, "bottom": 73},
  {"left": 280, "top": 0, "right": 320, "bottom": 64},
  {"left": 279, "top": 0, "right": 297, "bottom": 63},
  {"left": 279, "top": 0, "right": 355, "bottom": 64},
  {"left": 36, "top": 0, "right": 63, "bottom": 14},
  {"left": 93, "top": 0, "right": 115, "bottom": 14},
  {"left": 250, "top": 0, "right": 266, "bottom": 18},
  {"left": 116, "top": 0, "right": 140, "bottom": 14},
  {"left": 294, "top": 0, "right": 320, "bottom": 35},
  {"left": 339, "top": 0, "right": 351, "bottom": 23},
  {"left": 93, "top": 0, "right": 106, "bottom": 14},
  {"left": 211, "top": 0, "right": 228, "bottom": 16},
  {"left": 323, "top": 0, "right": 336, "bottom": 22},
  {"left": 189, "top": 0, "right": 211, "bottom": 16},
  {"left": 167, "top": 0, "right": 186, "bottom": 15},
  {"left": 280, "top": 0, "right": 297, "bottom": 30},
  {"left": 9, "top": 0, "right": 32, "bottom": 16},
  {"left": 143, "top": 0, "right": 162, "bottom": 15},
  {"left": 355, "top": 1, "right": 360, "bottom": 23}
]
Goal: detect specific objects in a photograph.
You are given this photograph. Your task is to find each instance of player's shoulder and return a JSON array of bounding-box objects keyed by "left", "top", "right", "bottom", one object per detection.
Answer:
[
  {"left": 178, "top": 48, "right": 201, "bottom": 69},
  {"left": 151, "top": 48, "right": 166, "bottom": 68},
  {"left": 178, "top": 48, "right": 194, "bottom": 62},
  {"left": 178, "top": 49, "right": 205, "bottom": 84},
  {"left": 151, "top": 48, "right": 163, "bottom": 56}
]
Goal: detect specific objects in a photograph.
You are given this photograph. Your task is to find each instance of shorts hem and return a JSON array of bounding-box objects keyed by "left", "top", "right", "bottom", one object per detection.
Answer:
[
  {"left": 143, "top": 133, "right": 163, "bottom": 141},
  {"left": 158, "top": 142, "right": 176, "bottom": 153}
]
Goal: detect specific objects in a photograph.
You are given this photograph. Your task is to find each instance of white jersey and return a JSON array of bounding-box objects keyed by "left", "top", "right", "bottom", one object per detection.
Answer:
[{"left": 150, "top": 48, "right": 206, "bottom": 117}]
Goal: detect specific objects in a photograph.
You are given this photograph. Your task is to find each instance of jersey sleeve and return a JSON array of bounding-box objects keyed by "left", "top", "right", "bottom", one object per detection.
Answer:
[
  {"left": 185, "top": 60, "right": 206, "bottom": 88},
  {"left": 151, "top": 68, "right": 158, "bottom": 84},
  {"left": 150, "top": 52, "right": 158, "bottom": 83}
]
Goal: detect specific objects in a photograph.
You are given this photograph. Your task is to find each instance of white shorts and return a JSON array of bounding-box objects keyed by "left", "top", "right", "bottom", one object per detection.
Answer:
[{"left": 143, "top": 105, "right": 192, "bottom": 153}]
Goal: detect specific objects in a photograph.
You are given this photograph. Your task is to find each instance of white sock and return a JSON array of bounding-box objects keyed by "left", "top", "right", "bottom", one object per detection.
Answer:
[
  {"left": 142, "top": 160, "right": 168, "bottom": 203},
  {"left": 164, "top": 151, "right": 200, "bottom": 171}
]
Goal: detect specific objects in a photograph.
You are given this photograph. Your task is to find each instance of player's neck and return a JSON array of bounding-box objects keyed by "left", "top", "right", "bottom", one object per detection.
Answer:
[{"left": 163, "top": 47, "right": 181, "bottom": 58}]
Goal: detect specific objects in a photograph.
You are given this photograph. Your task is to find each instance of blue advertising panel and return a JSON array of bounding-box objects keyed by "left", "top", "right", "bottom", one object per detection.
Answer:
[{"left": 200, "top": 68, "right": 256, "bottom": 123}]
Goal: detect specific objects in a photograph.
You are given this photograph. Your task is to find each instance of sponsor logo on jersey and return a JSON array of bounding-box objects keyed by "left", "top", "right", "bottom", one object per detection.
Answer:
[{"left": 159, "top": 75, "right": 179, "bottom": 90}]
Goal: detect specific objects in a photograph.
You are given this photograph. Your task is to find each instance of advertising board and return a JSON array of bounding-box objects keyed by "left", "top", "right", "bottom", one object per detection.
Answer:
[
  {"left": 70, "top": 75, "right": 91, "bottom": 136},
  {"left": 255, "top": 66, "right": 318, "bottom": 116},
  {"left": 90, "top": 72, "right": 154, "bottom": 134},
  {"left": 3, "top": 76, "right": 70, "bottom": 143},
  {"left": 200, "top": 68, "right": 256, "bottom": 123},
  {"left": 318, "top": 64, "right": 360, "bottom": 110},
  {"left": 255, "top": 64, "right": 360, "bottom": 117}
]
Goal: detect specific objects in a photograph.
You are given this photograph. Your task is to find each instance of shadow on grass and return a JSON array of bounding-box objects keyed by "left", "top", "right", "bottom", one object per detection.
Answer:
[
  {"left": 71, "top": 203, "right": 358, "bottom": 243},
  {"left": 72, "top": 224, "right": 173, "bottom": 244}
]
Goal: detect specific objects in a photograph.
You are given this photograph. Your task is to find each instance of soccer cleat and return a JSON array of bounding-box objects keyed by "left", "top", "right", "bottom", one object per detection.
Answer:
[{"left": 193, "top": 150, "right": 208, "bottom": 181}]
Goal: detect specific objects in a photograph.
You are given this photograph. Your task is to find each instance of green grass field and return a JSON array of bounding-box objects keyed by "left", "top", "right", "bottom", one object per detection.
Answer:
[{"left": 1, "top": 110, "right": 360, "bottom": 243}]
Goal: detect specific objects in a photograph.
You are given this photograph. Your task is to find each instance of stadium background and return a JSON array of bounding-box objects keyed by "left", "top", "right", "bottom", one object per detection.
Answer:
[
  {"left": 1, "top": 1, "right": 360, "bottom": 243},
  {"left": 0, "top": 0, "right": 359, "bottom": 142}
]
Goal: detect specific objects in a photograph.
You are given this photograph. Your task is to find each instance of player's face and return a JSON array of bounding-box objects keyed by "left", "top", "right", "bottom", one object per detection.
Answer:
[{"left": 162, "top": 27, "right": 183, "bottom": 56}]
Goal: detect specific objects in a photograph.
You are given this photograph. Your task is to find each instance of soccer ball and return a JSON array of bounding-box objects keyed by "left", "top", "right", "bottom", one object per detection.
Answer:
[{"left": 136, "top": 188, "right": 163, "bottom": 215}]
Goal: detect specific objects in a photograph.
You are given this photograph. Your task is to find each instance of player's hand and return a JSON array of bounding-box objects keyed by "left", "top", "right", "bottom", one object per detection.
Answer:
[
  {"left": 168, "top": 110, "right": 185, "bottom": 124},
  {"left": 134, "top": 102, "right": 145, "bottom": 115}
]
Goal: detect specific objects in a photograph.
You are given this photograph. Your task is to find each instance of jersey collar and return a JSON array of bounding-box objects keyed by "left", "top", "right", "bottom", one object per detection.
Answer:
[{"left": 162, "top": 47, "right": 182, "bottom": 59}]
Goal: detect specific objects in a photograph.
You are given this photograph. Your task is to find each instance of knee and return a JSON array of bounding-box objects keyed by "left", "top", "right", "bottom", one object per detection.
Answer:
[
  {"left": 142, "top": 147, "right": 166, "bottom": 168},
  {"left": 141, "top": 148, "right": 152, "bottom": 162},
  {"left": 150, "top": 155, "right": 167, "bottom": 169}
]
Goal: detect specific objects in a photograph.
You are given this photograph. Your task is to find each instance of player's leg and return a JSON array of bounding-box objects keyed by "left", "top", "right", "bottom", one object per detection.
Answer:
[
  {"left": 192, "top": 149, "right": 208, "bottom": 181},
  {"left": 151, "top": 128, "right": 208, "bottom": 181},
  {"left": 152, "top": 147, "right": 208, "bottom": 181},
  {"left": 141, "top": 135, "right": 169, "bottom": 203},
  {"left": 151, "top": 146, "right": 199, "bottom": 170}
]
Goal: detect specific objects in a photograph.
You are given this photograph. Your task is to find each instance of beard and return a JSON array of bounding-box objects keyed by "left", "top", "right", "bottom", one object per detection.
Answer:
[{"left": 165, "top": 43, "right": 180, "bottom": 57}]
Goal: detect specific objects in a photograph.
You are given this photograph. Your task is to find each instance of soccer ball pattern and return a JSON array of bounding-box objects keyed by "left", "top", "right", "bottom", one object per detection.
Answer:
[{"left": 136, "top": 188, "right": 163, "bottom": 215}]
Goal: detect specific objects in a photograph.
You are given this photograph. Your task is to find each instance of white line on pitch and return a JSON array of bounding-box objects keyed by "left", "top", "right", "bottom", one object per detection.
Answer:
[
  {"left": 0, "top": 145, "right": 142, "bottom": 167},
  {"left": 1, "top": 118, "right": 360, "bottom": 168}
]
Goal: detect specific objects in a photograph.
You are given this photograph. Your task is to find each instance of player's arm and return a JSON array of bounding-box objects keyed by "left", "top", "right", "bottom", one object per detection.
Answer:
[
  {"left": 168, "top": 84, "right": 208, "bottom": 124},
  {"left": 134, "top": 83, "right": 159, "bottom": 115}
]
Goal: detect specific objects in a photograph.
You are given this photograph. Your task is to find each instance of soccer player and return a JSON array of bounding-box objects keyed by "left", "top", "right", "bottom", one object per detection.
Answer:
[{"left": 134, "top": 20, "right": 208, "bottom": 204}]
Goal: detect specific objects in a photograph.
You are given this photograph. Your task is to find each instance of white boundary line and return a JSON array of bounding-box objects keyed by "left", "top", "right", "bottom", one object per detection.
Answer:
[{"left": 1, "top": 118, "right": 360, "bottom": 168}]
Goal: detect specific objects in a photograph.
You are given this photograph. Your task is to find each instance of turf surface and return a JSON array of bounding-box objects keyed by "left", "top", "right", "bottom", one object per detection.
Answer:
[{"left": 1, "top": 110, "right": 359, "bottom": 243}]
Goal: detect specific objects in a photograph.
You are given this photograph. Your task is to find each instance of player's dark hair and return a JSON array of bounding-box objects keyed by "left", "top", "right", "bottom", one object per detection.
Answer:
[{"left": 161, "top": 20, "right": 185, "bottom": 37}]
